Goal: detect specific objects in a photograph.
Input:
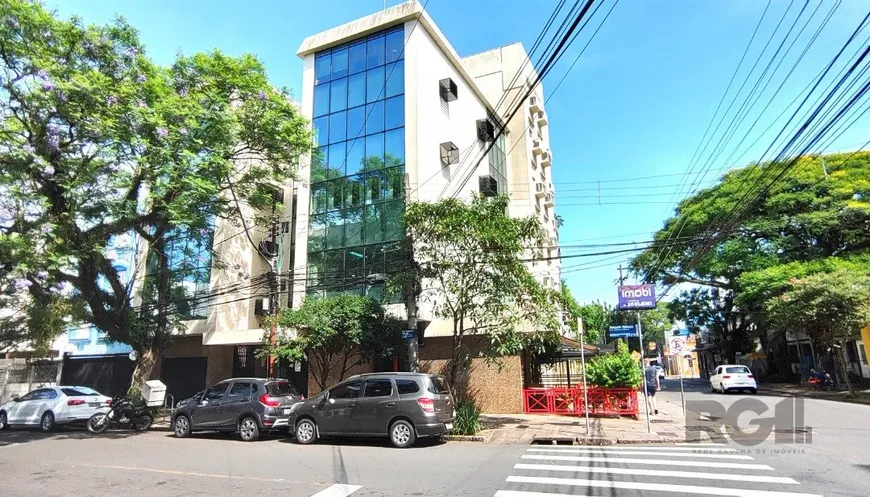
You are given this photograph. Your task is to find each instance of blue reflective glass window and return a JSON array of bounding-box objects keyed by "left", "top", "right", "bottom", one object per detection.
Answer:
[
  {"left": 384, "top": 166, "right": 404, "bottom": 199},
  {"left": 312, "top": 116, "right": 328, "bottom": 146},
  {"left": 315, "top": 54, "right": 330, "bottom": 85},
  {"left": 331, "top": 48, "right": 348, "bottom": 80},
  {"left": 366, "top": 66, "right": 384, "bottom": 103},
  {"left": 326, "top": 213, "right": 344, "bottom": 250},
  {"left": 385, "top": 28, "right": 403, "bottom": 63},
  {"left": 384, "top": 95, "right": 403, "bottom": 130},
  {"left": 384, "top": 128, "right": 404, "bottom": 167},
  {"left": 330, "top": 77, "right": 347, "bottom": 112},
  {"left": 384, "top": 201, "right": 404, "bottom": 241},
  {"left": 308, "top": 215, "right": 326, "bottom": 251},
  {"left": 366, "top": 102, "right": 384, "bottom": 135},
  {"left": 364, "top": 205, "right": 384, "bottom": 244},
  {"left": 328, "top": 141, "right": 346, "bottom": 175},
  {"left": 385, "top": 61, "right": 403, "bottom": 98},
  {"left": 367, "top": 34, "right": 385, "bottom": 69},
  {"left": 344, "top": 209, "right": 363, "bottom": 246},
  {"left": 348, "top": 41, "right": 366, "bottom": 75},
  {"left": 365, "top": 171, "right": 384, "bottom": 204},
  {"left": 326, "top": 180, "right": 342, "bottom": 211},
  {"left": 346, "top": 138, "right": 365, "bottom": 176},
  {"left": 328, "top": 111, "right": 346, "bottom": 144},
  {"left": 364, "top": 133, "right": 384, "bottom": 170},
  {"left": 344, "top": 174, "right": 364, "bottom": 208},
  {"left": 311, "top": 183, "right": 329, "bottom": 214},
  {"left": 348, "top": 73, "right": 366, "bottom": 108},
  {"left": 311, "top": 146, "right": 328, "bottom": 183},
  {"left": 314, "top": 83, "right": 330, "bottom": 117},
  {"left": 347, "top": 106, "right": 365, "bottom": 139}
]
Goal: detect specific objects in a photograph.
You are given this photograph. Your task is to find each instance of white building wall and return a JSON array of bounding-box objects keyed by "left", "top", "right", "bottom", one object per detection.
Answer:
[{"left": 405, "top": 19, "right": 495, "bottom": 204}]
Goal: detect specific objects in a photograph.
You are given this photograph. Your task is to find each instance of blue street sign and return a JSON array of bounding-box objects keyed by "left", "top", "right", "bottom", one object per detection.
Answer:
[
  {"left": 401, "top": 329, "right": 417, "bottom": 340},
  {"left": 609, "top": 325, "right": 637, "bottom": 338}
]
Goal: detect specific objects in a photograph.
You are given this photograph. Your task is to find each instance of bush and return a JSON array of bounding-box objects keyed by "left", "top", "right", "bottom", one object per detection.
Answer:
[
  {"left": 584, "top": 339, "right": 642, "bottom": 388},
  {"left": 452, "top": 399, "right": 482, "bottom": 435}
]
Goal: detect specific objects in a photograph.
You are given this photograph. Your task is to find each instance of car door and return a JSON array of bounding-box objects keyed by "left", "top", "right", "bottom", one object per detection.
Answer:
[
  {"left": 219, "top": 382, "right": 253, "bottom": 429},
  {"left": 314, "top": 380, "right": 362, "bottom": 435},
  {"left": 191, "top": 383, "right": 230, "bottom": 429},
  {"left": 18, "top": 389, "right": 55, "bottom": 425},
  {"left": 353, "top": 378, "right": 397, "bottom": 435},
  {"left": 6, "top": 389, "right": 41, "bottom": 424},
  {"left": 711, "top": 367, "right": 722, "bottom": 387}
]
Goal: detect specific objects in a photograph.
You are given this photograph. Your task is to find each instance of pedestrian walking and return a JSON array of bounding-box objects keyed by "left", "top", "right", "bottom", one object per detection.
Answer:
[{"left": 644, "top": 364, "right": 660, "bottom": 415}]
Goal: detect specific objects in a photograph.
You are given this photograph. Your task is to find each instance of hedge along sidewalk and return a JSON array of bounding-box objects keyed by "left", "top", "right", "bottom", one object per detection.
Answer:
[{"left": 471, "top": 396, "right": 731, "bottom": 445}]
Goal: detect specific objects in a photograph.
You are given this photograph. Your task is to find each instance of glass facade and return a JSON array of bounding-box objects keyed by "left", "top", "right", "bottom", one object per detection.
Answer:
[
  {"left": 308, "top": 25, "right": 406, "bottom": 301},
  {"left": 144, "top": 227, "right": 213, "bottom": 320},
  {"left": 489, "top": 134, "right": 507, "bottom": 194}
]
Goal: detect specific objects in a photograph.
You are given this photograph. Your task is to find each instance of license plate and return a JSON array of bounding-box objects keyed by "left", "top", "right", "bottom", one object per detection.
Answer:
[
  {"left": 445, "top": 423, "right": 453, "bottom": 431},
  {"left": 283, "top": 408, "right": 292, "bottom": 415},
  {"left": 88, "top": 402, "right": 101, "bottom": 407}
]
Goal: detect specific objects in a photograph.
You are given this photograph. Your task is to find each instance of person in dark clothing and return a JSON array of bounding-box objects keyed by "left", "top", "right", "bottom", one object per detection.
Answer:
[{"left": 644, "top": 364, "right": 660, "bottom": 415}]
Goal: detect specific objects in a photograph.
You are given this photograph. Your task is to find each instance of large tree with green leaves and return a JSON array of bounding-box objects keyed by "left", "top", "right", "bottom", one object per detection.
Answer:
[
  {"left": 0, "top": 0, "right": 310, "bottom": 383},
  {"left": 766, "top": 269, "right": 870, "bottom": 395},
  {"left": 630, "top": 152, "right": 870, "bottom": 362},
  {"left": 404, "top": 194, "right": 560, "bottom": 390},
  {"left": 559, "top": 281, "right": 602, "bottom": 344},
  {"left": 268, "top": 294, "right": 404, "bottom": 391}
]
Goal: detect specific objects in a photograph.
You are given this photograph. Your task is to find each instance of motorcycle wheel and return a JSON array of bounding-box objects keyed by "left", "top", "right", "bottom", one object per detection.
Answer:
[
  {"left": 87, "top": 413, "right": 109, "bottom": 434},
  {"left": 133, "top": 414, "right": 153, "bottom": 432}
]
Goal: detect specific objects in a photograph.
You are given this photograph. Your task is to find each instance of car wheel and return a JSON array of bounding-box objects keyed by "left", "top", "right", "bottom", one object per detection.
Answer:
[
  {"left": 0, "top": 411, "right": 8, "bottom": 430},
  {"left": 295, "top": 418, "right": 317, "bottom": 445},
  {"left": 40, "top": 411, "right": 55, "bottom": 432},
  {"left": 238, "top": 416, "right": 260, "bottom": 442},
  {"left": 389, "top": 419, "right": 416, "bottom": 449},
  {"left": 173, "top": 415, "right": 191, "bottom": 438}
]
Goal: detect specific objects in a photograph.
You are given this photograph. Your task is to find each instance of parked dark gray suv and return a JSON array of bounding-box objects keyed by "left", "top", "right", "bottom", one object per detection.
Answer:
[
  {"left": 171, "top": 378, "right": 303, "bottom": 441},
  {"left": 287, "top": 372, "right": 454, "bottom": 448}
]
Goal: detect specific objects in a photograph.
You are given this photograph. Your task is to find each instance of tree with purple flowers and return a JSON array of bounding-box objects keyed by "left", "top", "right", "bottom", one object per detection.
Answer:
[{"left": 0, "top": 0, "right": 311, "bottom": 383}]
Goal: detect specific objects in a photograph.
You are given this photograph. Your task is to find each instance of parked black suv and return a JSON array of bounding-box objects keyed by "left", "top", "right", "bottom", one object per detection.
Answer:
[
  {"left": 287, "top": 372, "right": 454, "bottom": 448},
  {"left": 171, "top": 378, "right": 303, "bottom": 441}
]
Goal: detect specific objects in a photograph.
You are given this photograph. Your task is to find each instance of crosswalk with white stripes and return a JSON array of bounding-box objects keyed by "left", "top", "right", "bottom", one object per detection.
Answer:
[{"left": 495, "top": 443, "right": 822, "bottom": 497}]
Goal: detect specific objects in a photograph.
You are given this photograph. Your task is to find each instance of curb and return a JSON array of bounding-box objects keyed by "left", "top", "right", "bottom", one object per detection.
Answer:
[
  {"left": 758, "top": 387, "right": 870, "bottom": 405},
  {"left": 443, "top": 434, "right": 485, "bottom": 442}
]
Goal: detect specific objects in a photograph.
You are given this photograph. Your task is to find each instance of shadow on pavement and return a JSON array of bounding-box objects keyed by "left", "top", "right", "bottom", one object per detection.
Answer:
[
  {"left": 0, "top": 426, "right": 149, "bottom": 446},
  {"left": 278, "top": 434, "right": 446, "bottom": 449}
]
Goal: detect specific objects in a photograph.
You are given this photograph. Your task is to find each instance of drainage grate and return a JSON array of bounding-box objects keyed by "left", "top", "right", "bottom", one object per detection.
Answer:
[
  {"left": 531, "top": 437, "right": 575, "bottom": 445},
  {"left": 772, "top": 428, "right": 809, "bottom": 434}
]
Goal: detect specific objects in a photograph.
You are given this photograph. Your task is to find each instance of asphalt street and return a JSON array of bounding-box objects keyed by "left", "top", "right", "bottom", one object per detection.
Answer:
[{"left": 0, "top": 379, "right": 866, "bottom": 497}]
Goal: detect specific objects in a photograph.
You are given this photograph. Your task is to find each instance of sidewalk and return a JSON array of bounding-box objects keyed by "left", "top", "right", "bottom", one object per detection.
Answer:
[
  {"left": 758, "top": 383, "right": 870, "bottom": 405},
  {"left": 476, "top": 395, "right": 722, "bottom": 445}
]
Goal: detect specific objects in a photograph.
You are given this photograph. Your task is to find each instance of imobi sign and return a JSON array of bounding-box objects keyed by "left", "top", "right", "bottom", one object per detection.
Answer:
[{"left": 617, "top": 284, "right": 657, "bottom": 309}]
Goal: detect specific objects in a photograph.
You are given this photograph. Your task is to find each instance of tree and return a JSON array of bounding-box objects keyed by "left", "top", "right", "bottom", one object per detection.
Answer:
[
  {"left": 766, "top": 269, "right": 870, "bottom": 395},
  {"left": 404, "top": 194, "right": 560, "bottom": 390},
  {"left": 630, "top": 152, "right": 870, "bottom": 361},
  {"left": 0, "top": 1, "right": 311, "bottom": 384},
  {"left": 559, "top": 281, "right": 602, "bottom": 344},
  {"left": 584, "top": 339, "right": 642, "bottom": 388},
  {"left": 268, "top": 294, "right": 404, "bottom": 391}
]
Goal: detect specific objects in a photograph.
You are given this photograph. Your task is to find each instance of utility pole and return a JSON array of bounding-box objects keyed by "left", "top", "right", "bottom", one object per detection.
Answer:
[
  {"left": 266, "top": 205, "right": 280, "bottom": 378},
  {"left": 578, "top": 316, "right": 590, "bottom": 436},
  {"left": 405, "top": 242, "right": 420, "bottom": 373},
  {"left": 638, "top": 311, "right": 651, "bottom": 434}
]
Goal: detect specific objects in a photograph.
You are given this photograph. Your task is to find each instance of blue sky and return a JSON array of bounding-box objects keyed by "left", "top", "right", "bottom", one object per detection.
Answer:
[{"left": 49, "top": 0, "right": 870, "bottom": 305}]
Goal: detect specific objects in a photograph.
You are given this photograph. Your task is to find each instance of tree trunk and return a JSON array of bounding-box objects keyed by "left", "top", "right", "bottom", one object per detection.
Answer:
[
  {"left": 129, "top": 347, "right": 159, "bottom": 395},
  {"left": 835, "top": 341, "right": 854, "bottom": 396}
]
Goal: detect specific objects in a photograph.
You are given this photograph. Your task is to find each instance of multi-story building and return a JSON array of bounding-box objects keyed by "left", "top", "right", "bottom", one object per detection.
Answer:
[{"left": 292, "top": 0, "right": 562, "bottom": 412}]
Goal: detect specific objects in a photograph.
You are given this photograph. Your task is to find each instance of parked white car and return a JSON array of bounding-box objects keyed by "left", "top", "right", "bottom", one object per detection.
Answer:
[
  {"left": 0, "top": 386, "right": 112, "bottom": 432},
  {"left": 709, "top": 365, "right": 757, "bottom": 394}
]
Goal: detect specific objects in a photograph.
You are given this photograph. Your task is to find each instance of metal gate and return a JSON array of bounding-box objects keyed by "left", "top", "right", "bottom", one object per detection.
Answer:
[{"left": 60, "top": 354, "right": 134, "bottom": 398}]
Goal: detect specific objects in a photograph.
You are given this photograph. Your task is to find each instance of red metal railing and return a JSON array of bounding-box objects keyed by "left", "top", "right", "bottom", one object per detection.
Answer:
[{"left": 522, "top": 386, "right": 639, "bottom": 419}]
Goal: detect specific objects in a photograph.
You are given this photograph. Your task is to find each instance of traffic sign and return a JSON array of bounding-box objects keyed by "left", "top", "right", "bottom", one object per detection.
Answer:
[
  {"left": 401, "top": 329, "right": 417, "bottom": 340},
  {"left": 609, "top": 325, "right": 637, "bottom": 338}
]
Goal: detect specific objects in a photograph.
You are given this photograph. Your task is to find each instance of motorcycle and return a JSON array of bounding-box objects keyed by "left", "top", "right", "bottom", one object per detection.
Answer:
[{"left": 87, "top": 395, "right": 153, "bottom": 434}]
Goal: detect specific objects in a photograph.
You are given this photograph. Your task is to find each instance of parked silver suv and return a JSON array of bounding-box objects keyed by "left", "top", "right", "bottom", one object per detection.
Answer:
[{"left": 288, "top": 372, "right": 454, "bottom": 448}]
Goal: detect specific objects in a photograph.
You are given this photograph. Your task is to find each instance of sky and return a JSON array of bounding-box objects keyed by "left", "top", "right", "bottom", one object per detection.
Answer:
[{"left": 47, "top": 0, "right": 870, "bottom": 306}]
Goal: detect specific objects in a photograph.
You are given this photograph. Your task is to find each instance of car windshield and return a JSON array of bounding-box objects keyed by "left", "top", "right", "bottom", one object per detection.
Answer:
[
  {"left": 267, "top": 381, "right": 299, "bottom": 397},
  {"left": 726, "top": 367, "right": 751, "bottom": 374}
]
